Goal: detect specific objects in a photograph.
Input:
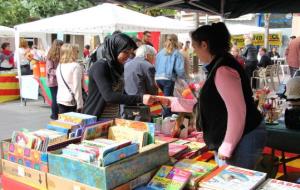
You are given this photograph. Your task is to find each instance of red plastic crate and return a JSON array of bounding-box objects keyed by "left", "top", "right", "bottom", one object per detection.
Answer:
[{"left": 1, "top": 175, "right": 38, "bottom": 190}]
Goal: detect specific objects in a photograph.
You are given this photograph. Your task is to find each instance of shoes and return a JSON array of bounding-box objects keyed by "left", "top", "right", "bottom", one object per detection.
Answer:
[{"left": 50, "top": 115, "right": 58, "bottom": 120}]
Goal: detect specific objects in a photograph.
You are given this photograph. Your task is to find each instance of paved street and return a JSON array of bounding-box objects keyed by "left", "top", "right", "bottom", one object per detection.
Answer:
[{"left": 0, "top": 99, "right": 51, "bottom": 140}]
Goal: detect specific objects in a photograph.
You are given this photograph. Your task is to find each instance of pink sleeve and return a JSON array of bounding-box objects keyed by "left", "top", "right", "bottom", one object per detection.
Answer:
[{"left": 214, "top": 66, "right": 246, "bottom": 158}]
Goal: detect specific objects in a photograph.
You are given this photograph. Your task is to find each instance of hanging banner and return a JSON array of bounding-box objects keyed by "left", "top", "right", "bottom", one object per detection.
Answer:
[
  {"left": 231, "top": 33, "right": 282, "bottom": 48},
  {"left": 252, "top": 33, "right": 282, "bottom": 46},
  {"left": 231, "top": 35, "right": 245, "bottom": 49}
]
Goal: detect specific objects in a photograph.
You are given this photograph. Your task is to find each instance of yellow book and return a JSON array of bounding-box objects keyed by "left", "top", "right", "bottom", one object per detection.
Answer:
[{"left": 108, "top": 126, "right": 148, "bottom": 149}]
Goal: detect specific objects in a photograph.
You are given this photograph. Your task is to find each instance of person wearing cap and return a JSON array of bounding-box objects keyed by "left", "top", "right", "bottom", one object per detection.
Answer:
[{"left": 285, "top": 36, "right": 300, "bottom": 77}]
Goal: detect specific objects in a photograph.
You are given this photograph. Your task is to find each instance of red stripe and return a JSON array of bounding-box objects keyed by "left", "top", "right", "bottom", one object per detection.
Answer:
[
  {"left": 0, "top": 76, "right": 19, "bottom": 83},
  {"left": 0, "top": 89, "right": 20, "bottom": 95}
]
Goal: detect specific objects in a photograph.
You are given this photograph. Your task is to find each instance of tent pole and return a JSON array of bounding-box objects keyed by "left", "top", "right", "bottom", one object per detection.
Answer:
[
  {"left": 14, "top": 29, "right": 22, "bottom": 105},
  {"left": 145, "top": 0, "right": 183, "bottom": 10},
  {"left": 205, "top": 14, "right": 209, "bottom": 24},
  {"left": 220, "top": 0, "right": 225, "bottom": 22}
]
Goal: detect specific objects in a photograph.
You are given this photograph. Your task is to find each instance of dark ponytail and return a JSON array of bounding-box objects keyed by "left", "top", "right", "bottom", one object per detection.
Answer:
[{"left": 191, "top": 22, "right": 231, "bottom": 56}]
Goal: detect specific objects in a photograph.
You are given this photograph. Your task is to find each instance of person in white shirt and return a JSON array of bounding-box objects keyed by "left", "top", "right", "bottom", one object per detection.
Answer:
[{"left": 56, "top": 44, "right": 83, "bottom": 113}]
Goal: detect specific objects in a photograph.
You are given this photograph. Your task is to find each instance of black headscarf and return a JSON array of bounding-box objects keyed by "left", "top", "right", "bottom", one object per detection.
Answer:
[{"left": 103, "top": 33, "right": 137, "bottom": 83}]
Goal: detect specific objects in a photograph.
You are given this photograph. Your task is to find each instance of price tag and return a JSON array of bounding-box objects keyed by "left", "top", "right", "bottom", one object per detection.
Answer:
[{"left": 18, "top": 166, "right": 25, "bottom": 177}]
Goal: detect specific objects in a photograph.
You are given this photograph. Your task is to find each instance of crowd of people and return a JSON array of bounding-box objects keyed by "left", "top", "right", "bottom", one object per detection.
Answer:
[{"left": 2, "top": 24, "right": 299, "bottom": 171}]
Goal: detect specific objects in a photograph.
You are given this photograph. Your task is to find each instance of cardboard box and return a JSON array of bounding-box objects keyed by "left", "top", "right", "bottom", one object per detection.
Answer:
[
  {"left": 1, "top": 159, "right": 47, "bottom": 190},
  {"left": 114, "top": 168, "right": 158, "bottom": 190},
  {"left": 47, "top": 173, "right": 99, "bottom": 190},
  {"left": 2, "top": 174, "right": 38, "bottom": 190},
  {"left": 1, "top": 137, "right": 80, "bottom": 172},
  {"left": 48, "top": 142, "right": 169, "bottom": 190}
]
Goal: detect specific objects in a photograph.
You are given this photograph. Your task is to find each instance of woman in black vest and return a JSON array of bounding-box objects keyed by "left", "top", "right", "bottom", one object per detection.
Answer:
[{"left": 192, "top": 23, "right": 267, "bottom": 169}]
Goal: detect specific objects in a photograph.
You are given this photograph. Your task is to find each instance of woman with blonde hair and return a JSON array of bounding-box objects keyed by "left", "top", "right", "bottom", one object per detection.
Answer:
[
  {"left": 46, "top": 39, "right": 64, "bottom": 119},
  {"left": 155, "top": 34, "right": 185, "bottom": 116},
  {"left": 18, "top": 38, "right": 32, "bottom": 75},
  {"left": 56, "top": 44, "right": 83, "bottom": 114}
]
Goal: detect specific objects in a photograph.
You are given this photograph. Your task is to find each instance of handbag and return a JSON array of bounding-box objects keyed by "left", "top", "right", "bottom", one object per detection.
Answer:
[
  {"left": 285, "top": 106, "right": 300, "bottom": 130},
  {"left": 122, "top": 105, "right": 151, "bottom": 122},
  {"left": 59, "top": 64, "right": 77, "bottom": 106}
]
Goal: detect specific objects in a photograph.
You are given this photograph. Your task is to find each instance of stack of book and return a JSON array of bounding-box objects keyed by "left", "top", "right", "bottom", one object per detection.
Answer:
[
  {"left": 168, "top": 139, "right": 207, "bottom": 160},
  {"left": 174, "top": 159, "right": 217, "bottom": 189},
  {"left": 47, "top": 120, "right": 81, "bottom": 138},
  {"left": 147, "top": 165, "right": 192, "bottom": 190},
  {"left": 199, "top": 165, "right": 267, "bottom": 190},
  {"left": 257, "top": 178, "right": 300, "bottom": 190},
  {"left": 58, "top": 112, "right": 97, "bottom": 128},
  {"left": 60, "top": 138, "right": 139, "bottom": 166},
  {"left": 11, "top": 129, "right": 68, "bottom": 151}
]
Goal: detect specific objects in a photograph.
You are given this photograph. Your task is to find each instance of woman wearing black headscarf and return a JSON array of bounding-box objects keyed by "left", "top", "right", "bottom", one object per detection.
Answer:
[{"left": 83, "top": 33, "right": 162, "bottom": 120}]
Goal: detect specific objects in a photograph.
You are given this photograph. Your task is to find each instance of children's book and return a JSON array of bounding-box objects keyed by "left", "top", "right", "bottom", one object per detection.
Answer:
[
  {"left": 82, "top": 139, "right": 131, "bottom": 158},
  {"left": 147, "top": 165, "right": 192, "bottom": 190},
  {"left": 186, "top": 142, "right": 206, "bottom": 152},
  {"left": 108, "top": 126, "right": 148, "bottom": 149},
  {"left": 257, "top": 178, "right": 300, "bottom": 190},
  {"left": 200, "top": 165, "right": 267, "bottom": 190},
  {"left": 169, "top": 143, "right": 189, "bottom": 158},
  {"left": 82, "top": 120, "right": 114, "bottom": 140},
  {"left": 114, "top": 119, "right": 155, "bottom": 144},
  {"left": 174, "top": 159, "right": 217, "bottom": 187},
  {"left": 173, "top": 139, "right": 190, "bottom": 145},
  {"left": 12, "top": 131, "right": 37, "bottom": 149},
  {"left": 32, "top": 129, "right": 67, "bottom": 146},
  {"left": 58, "top": 112, "right": 97, "bottom": 127}
]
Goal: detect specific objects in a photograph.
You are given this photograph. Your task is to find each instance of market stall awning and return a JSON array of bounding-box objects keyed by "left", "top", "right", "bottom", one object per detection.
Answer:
[
  {"left": 94, "top": 0, "right": 300, "bottom": 18},
  {"left": 0, "top": 26, "right": 14, "bottom": 37},
  {"left": 15, "top": 3, "right": 192, "bottom": 35}
]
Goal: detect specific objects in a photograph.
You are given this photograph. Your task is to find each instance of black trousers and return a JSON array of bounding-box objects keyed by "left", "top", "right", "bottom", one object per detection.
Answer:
[
  {"left": 58, "top": 104, "right": 77, "bottom": 114},
  {"left": 49, "top": 86, "right": 59, "bottom": 119}
]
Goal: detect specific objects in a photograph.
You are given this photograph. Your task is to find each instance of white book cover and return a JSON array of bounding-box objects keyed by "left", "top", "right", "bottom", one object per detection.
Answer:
[
  {"left": 201, "top": 165, "right": 267, "bottom": 190},
  {"left": 257, "top": 179, "right": 300, "bottom": 190}
]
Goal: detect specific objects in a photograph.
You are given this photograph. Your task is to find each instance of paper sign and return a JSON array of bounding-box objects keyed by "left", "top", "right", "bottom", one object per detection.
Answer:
[
  {"left": 18, "top": 166, "right": 25, "bottom": 177},
  {"left": 57, "top": 32, "right": 64, "bottom": 41}
]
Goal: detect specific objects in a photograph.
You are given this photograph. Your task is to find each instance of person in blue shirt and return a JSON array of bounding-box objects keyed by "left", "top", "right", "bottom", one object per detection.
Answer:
[{"left": 155, "top": 34, "right": 185, "bottom": 116}]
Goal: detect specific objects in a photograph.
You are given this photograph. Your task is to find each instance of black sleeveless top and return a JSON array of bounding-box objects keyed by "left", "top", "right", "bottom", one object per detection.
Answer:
[{"left": 198, "top": 53, "right": 262, "bottom": 151}]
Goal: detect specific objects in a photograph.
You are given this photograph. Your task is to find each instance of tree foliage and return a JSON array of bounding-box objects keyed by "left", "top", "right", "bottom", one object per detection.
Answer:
[{"left": 0, "top": 0, "right": 94, "bottom": 27}]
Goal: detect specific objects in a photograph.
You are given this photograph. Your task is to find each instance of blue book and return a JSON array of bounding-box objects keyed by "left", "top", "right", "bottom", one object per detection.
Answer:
[{"left": 47, "top": 124, "right": 69, "bottom": 134}]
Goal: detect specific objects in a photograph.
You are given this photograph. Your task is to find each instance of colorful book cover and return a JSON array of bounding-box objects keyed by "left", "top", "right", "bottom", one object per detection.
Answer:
[
  {"left": 82, "top": 139, "right": 131, "bottom": 158},
  {"left": 58, "top": 112, "right": 97, "bottom": 127},
  {"left": 174, "top": 159, "right": 217, "bottom": 187},
  {"left": 108, "top": 126, "right": 148, "bottom": 149},
  {"left": 48, "top": 120, "right": 80, "bottom": 130},
  {"left": 257, "top": 179, "right": 300, "bottom": 190},
  {"left": 168, "top": 143, "right": 189, "bottom": 158},
  {"left": 200, "top": 165, "right": 267, "bottom": 190},
  {"left": 11, "top": 131, "right": 36, "bottom": 149},
  {"left": 46, "top": 124, "right": 70, "bottom": 134},
  {"left": 186, "top": 142, "right": 206, "bottom": 152},
  {"left": 82, "top": 120, "right": 114, "bottom": 140},
  {"left": 32, "top": 129, "right": 67, "bottom": 146},
  {"left": 148, "top": 166, "right": 192, "bottom": 190},
  {"left": 114, "top": 119, "right": 155, "bottom": 144}
]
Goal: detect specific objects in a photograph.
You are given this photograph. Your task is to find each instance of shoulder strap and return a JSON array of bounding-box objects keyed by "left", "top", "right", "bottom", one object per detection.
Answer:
[{"left": 59, "top": 64, "right": 76, "bottom": 99}]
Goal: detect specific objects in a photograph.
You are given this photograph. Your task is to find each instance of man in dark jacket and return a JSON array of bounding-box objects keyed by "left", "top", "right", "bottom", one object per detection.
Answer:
[
  {"left": 258, "top": 47, "right": 273, "bottom": 68},
  {"left": 242, "top": 38, "right": 258, "bottom": 79},
  {"left": 124, "top": 45, "right": 158, "bottom": 96}
]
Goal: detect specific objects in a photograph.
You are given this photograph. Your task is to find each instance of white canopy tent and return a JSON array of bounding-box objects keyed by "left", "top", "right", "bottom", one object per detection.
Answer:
[
  {"left": 0, "top": 26, "right": 14, "bottom": 37},
  {"left": 15, "top": 3, "right": 192, "bottom": 35},
  {"left": 226, "top": 24, "right": 281, "bottom": 35},
  {"left": 14, "top": 3, "right": 193, "bottom": 101}
]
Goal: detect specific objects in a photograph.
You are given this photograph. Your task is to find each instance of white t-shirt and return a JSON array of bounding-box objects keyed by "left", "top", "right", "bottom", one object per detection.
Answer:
[{"left": 56, "top": 62, "right": 83, "bottom": 109}]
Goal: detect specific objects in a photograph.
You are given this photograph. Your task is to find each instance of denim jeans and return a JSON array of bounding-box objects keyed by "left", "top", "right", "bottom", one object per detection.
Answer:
[
  {"left": 215, "top": 121, "right": 267, "bottom": 170},
  {"left": 156, "top": 80, "right": 175, "bottom": 117}
]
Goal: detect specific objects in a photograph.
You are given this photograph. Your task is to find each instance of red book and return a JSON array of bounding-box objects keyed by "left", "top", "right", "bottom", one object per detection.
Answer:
[{"left": 169, "top": 143, "right": 188, "bottom": 157}]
